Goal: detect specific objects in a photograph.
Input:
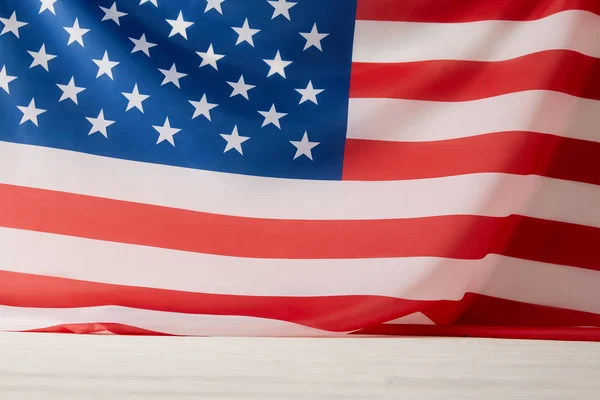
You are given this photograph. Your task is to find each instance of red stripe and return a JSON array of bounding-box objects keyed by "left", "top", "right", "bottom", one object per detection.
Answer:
[
  {"left": 28, "top": 323, "right": 170, "bottom": 336},
  {"left": 350, "top": 51, "right": 600, "bottom": 102},
  {"left": 352, "top": 325, "right": 600, "bottom": 342},
  {"left": 343, "top": 132, "right": 600, "bottom": 184},
  {"left": 1, "top": 184, "right": 599, "bottom": 268},
  {"left": 24, "top": 323, "right": 600, "bottom": 341},
  {"left": 356, "top": 0, "right": 600, "bottom": 22},
  {"left": 2, "top": 271, "right": 600, "bottom": 332}
]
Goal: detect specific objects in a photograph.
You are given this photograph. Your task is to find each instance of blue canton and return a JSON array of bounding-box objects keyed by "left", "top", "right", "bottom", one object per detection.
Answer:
[{"left": 0, "top": 0, "right": 357, "bottom": 180}]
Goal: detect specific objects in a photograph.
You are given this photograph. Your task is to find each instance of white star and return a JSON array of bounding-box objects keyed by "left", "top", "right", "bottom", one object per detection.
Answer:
[
  {"left": 159, "top": 63, "right": 187, "bottom": 88},
  {"left": 57, "top": 76, "right": 86, "bottom": 104},
  {"left": 189, "top": 94, "right": 218, "bottom": 120},
  {"left": 87, "top": 110, "right": 115, "bottom": 138},
  {"left": 99, "top": 2, "right": 127, "bottom": 26},
  {"left": 129, "top": 33, "right": 157, "bottom": 57},
  {"left": 139, "top": 0, "right": 158, "bottom": 6},
  {"left": 232, "top": 18, "right": 260, "bottom": 47},
  {"left": 122, "top": 83, "right": 150, "bottom": 112},
  {"left": 28, "top": 44, "right": 57, "bottom": 72},
  {"left": 205, "top": 0, "right": 225, "bottom": 14},
  {"left": 295, "top": 81, "right": 324, "bottom": 105},
  {"left": 263, "top": 51, "right": 292, "bottom": 78},
  {"left": 226, "top": 75, "right": 255, "bottom": 100},
  {"left": 300, "top": 23, "right": 329, "bottom": 51},
  {"left": 153, "top": 117, "right": 181, "bottom": 146},
  {"left": 196, "top": 44, "right": 224, "bottom": 70},
  {"left": 1, "top": 12, "right": 28, "bottom": 38},
  {"left": 92, "top": 51, "right": 119, "bottom": 80},
  {"left": 258, "top": 104, "right": 287, "bottom": 129},
  {"left": 290, "top": 132, "right": 319, "bottom": 160},
  {"left": 220, "top": 125, "right": 250, "bottom": 155},
  {"left": 0, "top": 65, "right": 17, "bottom": 94},
  {"left": 267, "top": 0, "right": 296, "bottom": 20},
  {"left": 64, "top": 18, "right": 90, "bottom": 47},
  {"left": 39, "top": 0, "right": 58, "bottom": 15},
  {"left": 17, "top": 98, "right": 46, "bottom": 127},
  {"left": 166, "top": 11, "right": 194, "bottom": 40}
]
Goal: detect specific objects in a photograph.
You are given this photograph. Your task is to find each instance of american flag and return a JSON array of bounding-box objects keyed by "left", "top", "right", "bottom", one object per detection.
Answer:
[{"left": 0, "top": 0, "right": 599, "bottom": 340}]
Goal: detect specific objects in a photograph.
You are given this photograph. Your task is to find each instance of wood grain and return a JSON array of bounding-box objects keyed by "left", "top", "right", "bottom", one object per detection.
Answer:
[{"left": 1, "top": 333, "right": 599, "bottom": 399}]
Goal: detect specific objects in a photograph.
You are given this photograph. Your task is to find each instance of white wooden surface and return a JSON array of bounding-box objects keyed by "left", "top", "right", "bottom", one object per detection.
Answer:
[{"left": 1, "top": 333, "right": 599, "bottom": 399}]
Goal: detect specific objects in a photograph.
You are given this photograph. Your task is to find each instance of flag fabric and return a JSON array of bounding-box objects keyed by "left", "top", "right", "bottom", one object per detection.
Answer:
[{"left": 0, "top": 0, "right": 599, "bottom": 341}]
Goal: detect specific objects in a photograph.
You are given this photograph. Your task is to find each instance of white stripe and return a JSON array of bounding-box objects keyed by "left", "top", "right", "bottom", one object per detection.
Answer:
[
  {"left": 353, "top": 10, "right": 600, "bottom": 63},
  {"left": 1, "top": 141, "right": 600, "bottom": 226},
  {"left": 384, "top": 313, "right": 436, "bottom": 325},
  {"left": 347, "top": 91, "right": 600, "bottom": 143},
  {"left": 0, "top": 305, "right": 339, "bottom": 336},
  {"left": 2, "top": 228, "right": 599, "bottom": 315}
]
